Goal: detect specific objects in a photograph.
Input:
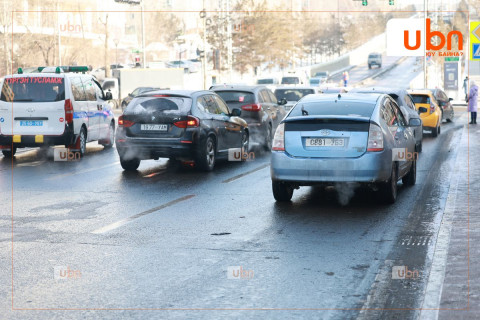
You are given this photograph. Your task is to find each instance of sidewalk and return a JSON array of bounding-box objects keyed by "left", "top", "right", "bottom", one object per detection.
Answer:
[{"left": 420, "top": 114, "right": 480, "bottom": 319}]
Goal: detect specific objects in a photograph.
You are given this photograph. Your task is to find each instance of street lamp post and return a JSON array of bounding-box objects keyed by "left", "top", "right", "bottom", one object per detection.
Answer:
[{"left": 114, "top": 38, "right": 120, "bottom": 65}]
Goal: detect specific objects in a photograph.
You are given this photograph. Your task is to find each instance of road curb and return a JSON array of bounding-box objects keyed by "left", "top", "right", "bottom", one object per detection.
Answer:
[{"left": 419, "top": 114, "right": 467, "bottom": 319}]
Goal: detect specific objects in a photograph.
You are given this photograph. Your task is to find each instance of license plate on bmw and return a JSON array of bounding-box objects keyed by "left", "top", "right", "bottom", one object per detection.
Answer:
[
  {"left": 306, "top": 138, "right": 345, "bottom": 147},
  {"left": 20, "top": 120, "right": 43, "bottom": 126},
  {"left": 140, "top": 124, "right": 168, "bottom": 131}
]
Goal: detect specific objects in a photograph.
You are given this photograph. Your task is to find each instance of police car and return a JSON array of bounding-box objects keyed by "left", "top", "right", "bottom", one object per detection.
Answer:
[{"left": 0, "top": 66, "right": 115, "bottom": 157}]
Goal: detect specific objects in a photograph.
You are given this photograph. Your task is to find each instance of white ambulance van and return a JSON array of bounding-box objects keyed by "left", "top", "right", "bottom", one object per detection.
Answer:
[{"left": 0, "top": 66, "right": 115, "bottom": 157}]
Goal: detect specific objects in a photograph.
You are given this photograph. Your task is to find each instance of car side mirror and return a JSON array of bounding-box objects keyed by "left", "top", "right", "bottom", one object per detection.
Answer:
[
  {"left": 449, "top": 97, "right": 453, "bottom": 101},
  {"left": 231, "top": 108, "right": 241, "bottom": 117},
  {"left": 128, "top": 93, "right": 133, "bottom": 97},
  {"left": 105, "top": 92, "right": 113, "bottom": 100},
  {"left": 418, "top": 107, "right": 428, "bottom": 114},
  {"left": 408, "top": 118, "right": 422, "bottom": 126},
  {"left": 278, "top": 98, "right": 287, "bottom": 105}
]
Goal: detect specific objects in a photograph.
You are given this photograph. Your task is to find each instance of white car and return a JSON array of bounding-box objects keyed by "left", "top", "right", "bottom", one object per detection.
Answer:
[{"left": 0, "top": 66, "right": 115, "bottom": 157}]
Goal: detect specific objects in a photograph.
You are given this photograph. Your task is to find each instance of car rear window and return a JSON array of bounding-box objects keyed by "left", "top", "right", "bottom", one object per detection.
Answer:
[
  {"left": 257, "top": 79, "right": 274, "bottom": 84},
  {"left": 281, "top": 77, "right": 300, "bottom": 84},
  {"left": 275, "top": 89, "right": 315, "bottom": 101},
  {"left": 215, "top": 91, "right": 255, "bottom": 104},
  {"left": 125, "top": 96, "right": 192, "bottom": 115},
  {"left": 411, "top": 94, "right": 430, "bottom": 104},
  {"left": 1, "top": 76, "right": 65, "bottom": 102},
  {"left": 289, "top": 100, "right": 375, "bottom": 118},
  {"left": 310, "top": 79, "right": 320, "bottom": 84}
]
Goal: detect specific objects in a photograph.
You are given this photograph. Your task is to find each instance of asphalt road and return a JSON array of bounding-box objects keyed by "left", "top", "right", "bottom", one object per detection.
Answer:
[{"left": 0, "top": 58, "right": 465, "bottom": 320}]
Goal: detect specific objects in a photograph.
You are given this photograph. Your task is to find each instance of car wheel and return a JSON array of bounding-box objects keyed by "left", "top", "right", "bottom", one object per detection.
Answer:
[
  {"left": 417, "top": 141, "right": 422, "bottom": 153},
  {"left": 447, "top": 110, "right": 454, "bottom": 122},
  {"left": 431, "top": 125, "right": 438, "bottom": 137},
  {"left": 78, "top": 127, "right": 87, "bottom": 156},
  {"left": 196, "top": 136, "right": 216, "bottom": 171},
  {"left": 402, "top": 158, "right": 416, "bottom": 186},
  {"left": 264, "top": 125, "right": 272, "bottom": 151},
  {"left": 272, "top": 181, "right": 294, "bottom": 202},
  {"left": 120, "top": 157, "right": 140, "bottom": 171},
  {"left": 379, "top": 64, "right": 382, "bottom": 68},
  {"left": 242, "top": 131, "right": 249, "bottom": 154},
  {"left": 2, "top": 147, "right": 17, "bottom": 158},
  {"left": 380, "top": 163, "right": 397, "bottom": 204},
  {"left": 102, "top": 122, "right": 115, "bottom": 149},
  {"left": 368, "top": 64, "right": 371, "bottom": 69}
]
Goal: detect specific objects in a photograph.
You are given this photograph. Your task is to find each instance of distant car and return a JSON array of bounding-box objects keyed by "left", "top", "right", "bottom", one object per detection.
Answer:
[
  {"left": 91, "top": 64, "right": 129, "bottom": 82},
  {"left": 281, "top": 76, "right": 301, "bottom": 85},
  {"left": 274, "top": 86, "right": 317, "bottom": 112},
  {"left": 115, "top": 90, "right": 248, "bottom": 171},
  {"left": 427, "top": 88, "right": 455, "bottom": 122},
  {"left": 102, "top": 77, "right": 119, "bottom": 108},
  {"left": 408, "top": 90, "right": 442, "bottom": 137},
  {"left": 368, "top": 53, "right": 382, "bottom": 69},
  {"left": 270, "top": 93, "right": 420, "bottom": 203},
  {"left": 256, "top": 77, "right": 279, "bottom": 85},
  {"left": 165, "top": 60, "right": 198, "bottom": 73},
  {"left": 309, "top": 77, "right": 323, "bottom": 87},
  {"left": 121, "top": 86, "right": 162, "bottom": 110},
  {"left": 312, "top": 71, "right": 329, "bottom": 82},
  {"left": 350, "top": 87, "right": 423, "bottom": 152},
  {"left": 211, "top": 85, "right": 287, "bottom": 150}
]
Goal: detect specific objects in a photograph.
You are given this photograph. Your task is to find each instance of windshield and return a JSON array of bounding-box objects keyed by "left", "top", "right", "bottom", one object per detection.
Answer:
[
  {"left": 257, "top": 79, "right": 274, "bottom": 84},
  {"left": 125, "top": 96, "right": 192, "bottom": 115},
  {"left": 281, "top": 77, "right": 300, "bottom": 84},
  {"left": 289, "top": 100, "right": 375, "bottom": 118},
  {"left": 1, "top": 76, "right": 65, "bottom": 102},
  {"left": 215, "top": 91, "right": 255, "bottom": 104},
  {"left": 411, "top": 94, "right": 431, "bottom": 104},
  {"left": 275, "top": 89, "right": 315, "bottom": 101}
]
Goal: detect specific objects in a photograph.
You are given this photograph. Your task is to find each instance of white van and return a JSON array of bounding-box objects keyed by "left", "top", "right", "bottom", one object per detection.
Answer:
[{"left": 0, "top": 66, "right": 115, "bottom": 157}]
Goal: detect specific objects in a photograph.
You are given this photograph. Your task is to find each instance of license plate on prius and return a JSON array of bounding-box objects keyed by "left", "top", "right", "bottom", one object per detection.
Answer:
[
  {"left": 20, "top": 120, "right": 43, "bottom": 126},
  {"left": 140, "top": 124, "right": 168, "bottom": 131},
  {"left": 306, "top": 138, "right": 345, "bottom": 147}
]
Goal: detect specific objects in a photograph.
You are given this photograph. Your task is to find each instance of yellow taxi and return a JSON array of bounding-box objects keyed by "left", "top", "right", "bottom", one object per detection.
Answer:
[{"left": 408, "top": 89, "right": 442, "bottom": 137}]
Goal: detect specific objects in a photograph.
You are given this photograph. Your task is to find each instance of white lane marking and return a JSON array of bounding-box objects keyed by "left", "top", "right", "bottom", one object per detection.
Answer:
[
  {"left": 92, "top": 194, "right": 195, "bottom": 234},
  {"left": 222, "top": 163, "right": 270, "bottom": 183},
  {"left": 46, "top": 161, "right": 120, "bottom": 180}
]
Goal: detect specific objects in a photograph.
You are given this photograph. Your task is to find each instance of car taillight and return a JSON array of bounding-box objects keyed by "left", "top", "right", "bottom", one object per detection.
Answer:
[
  {"left": 429, "top": 104, "right": 435, "bottom": 114},
  {"left": 367, "top": 123, "right": 384, "bottom": 152},
  {"left": 241, "top": 104, "right": 261, "bottom": 112},
  {"left": 64, "top": 99, "right": 73, "bottom": 123},
  {"left": 272, "top": 123, "right": 285, "bottom": 151},
  {"left": 118, "top": 115, "right": 134, "bottom": 127},
  {"left": 174, "top": 116, "right": 200, "bottom": 128}
]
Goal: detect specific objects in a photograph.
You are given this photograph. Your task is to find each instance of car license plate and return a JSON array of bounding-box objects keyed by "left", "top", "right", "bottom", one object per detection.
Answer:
[
  {"left": 20, "top": 120, "right": 43, "bottom": 126},
  {"left": 306, "top": 138, "right": 344, "bottom": 147},
  {"left": 140, "top": 124, "right": 168, "bottom": 131}
]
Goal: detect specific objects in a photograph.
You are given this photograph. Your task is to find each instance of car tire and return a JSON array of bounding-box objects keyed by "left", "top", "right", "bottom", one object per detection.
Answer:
[
  {"left": 402, "top": 158, "right": 416, "bottom": 186},
  {"left": 417, "top": 141, "right": 422, "bottom": 153},
  {"left": 272, "top": 181, "right": 294, "bottom": 202},
  {"left": 242, "top": 131, "right": 249, "bottom": 154},
  {"left": 195, "top": 136, "right": 216, "bottom": 171},
  {"left": 2, "top": 147, "right": 17, "bottom": 158},
  {"left": 380, "top": 163, "right": 397, "bottom": 204},
  {"left": 368, "top": 64, "right": 371, "bottom": 69},
  {"left": 78, "top": 127, "right": 87, "bottom": 157},
  {"left": 264, "top": 125, "right": 272, "bottom": 151},
  {"left": 101, "top": 122, "right": 115, "bottom": 149},
  {"left": 379, "top": 64, "right": 382, "bottom": 68},
  {"left": 431, "top": 125, "right": 438, "bottom": 137},
  {"left": 447, "top": 110, "right": 454, "bottom": 122},
  {"left": 120, "top": 157, "right": 140, "bottom": 171}
]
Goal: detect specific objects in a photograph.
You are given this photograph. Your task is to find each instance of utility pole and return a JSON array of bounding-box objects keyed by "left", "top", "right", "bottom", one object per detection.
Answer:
[
  {"left": 202, "top": 0, "right": 207, "bottom": 89},
  {"left": 226, "top": 0, "right": 233, "bottom": 82},
  {"left": 141, "top": 1, "right": 146, "bottom": 67},
  {"left": 57, "top": 1, "right": 61, "bottom": 65},
  {"left": 99, "top": 14, "right": 110, "bottom": 78},
  {"left": 424, "top": 0, "right": 427, "bottom": 88}
]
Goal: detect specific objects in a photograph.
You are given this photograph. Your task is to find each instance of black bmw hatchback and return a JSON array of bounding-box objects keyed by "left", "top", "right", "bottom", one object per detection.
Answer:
[{"left": 116, "top": 90, "right": 249, "bottom": 171}]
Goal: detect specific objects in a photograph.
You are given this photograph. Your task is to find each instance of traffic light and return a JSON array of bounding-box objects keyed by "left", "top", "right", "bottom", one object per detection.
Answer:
[
  {"left": 389, "top": 0, "right": 394, "bottom": 4},
  {"left": 362, "top": 0, "right": 367, "bottom": 6}
]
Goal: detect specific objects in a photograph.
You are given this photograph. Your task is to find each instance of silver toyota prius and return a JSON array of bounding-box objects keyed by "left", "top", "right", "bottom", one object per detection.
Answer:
[{"left": 270, "top": 93, "right": 420, "bottom": 204}]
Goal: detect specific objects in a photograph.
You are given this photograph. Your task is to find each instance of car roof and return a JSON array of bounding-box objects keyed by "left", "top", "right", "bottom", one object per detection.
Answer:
[
  {"left": 408, "top": 89, "right": 434, "bottom": 96},
  {"left": 274, "top": 86, "right": 316, "bottom": 90},
  {"left": 300, "top": 93, "right": 383, "bottom": 104},
  {"left": 138, "top": 89, "right": 211, "bottom": 97},
  {"left": 351, "top": 87, "right": 406, "bottom": 95},
  {"left": 211, "top": 85, "right": 267, "bottom": 92}
]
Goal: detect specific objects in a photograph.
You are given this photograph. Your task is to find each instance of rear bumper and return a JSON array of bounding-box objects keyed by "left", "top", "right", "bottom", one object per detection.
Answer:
[
  {"left": 0, "top": 125, "right": 75, "bottom": 147},
  {"left": 270, "top": 150, "right": 392, "bottom": 185},
  {"left": 116, "top": 136, "right": 196, "bottom": 160}
]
